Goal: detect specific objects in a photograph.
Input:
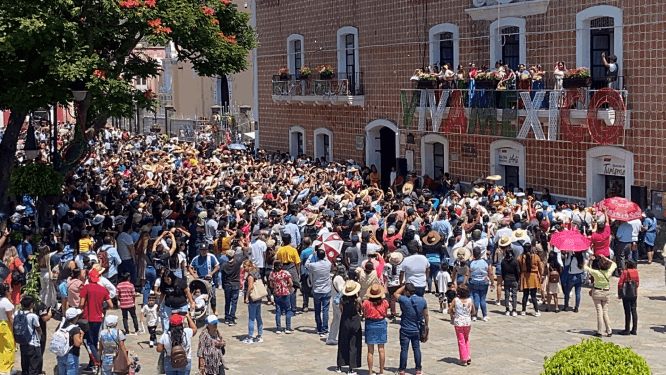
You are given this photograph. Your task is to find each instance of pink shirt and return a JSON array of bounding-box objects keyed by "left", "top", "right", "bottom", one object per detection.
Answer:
[{"left": 590, "top": 225, "right": 611, "bottom": 257}]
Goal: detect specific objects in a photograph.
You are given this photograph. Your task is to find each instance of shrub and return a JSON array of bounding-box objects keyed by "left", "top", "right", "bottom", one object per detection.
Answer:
[
  {"left": 542, "top": 338, "right": 651, "bottom": 375},
  {"left": 9, "top": 162, "right": 63, "bottom": 197}
]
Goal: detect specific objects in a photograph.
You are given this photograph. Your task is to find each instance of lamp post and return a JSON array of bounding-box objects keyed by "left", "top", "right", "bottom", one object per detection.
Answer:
[{"left": 165, "top": 104, "right": 175, "bottom": 136}]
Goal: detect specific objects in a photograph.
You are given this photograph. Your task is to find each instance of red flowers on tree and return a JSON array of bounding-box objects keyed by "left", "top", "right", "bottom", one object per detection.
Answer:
[
  {"left": 144, "top": 0, "right": 156, "bottom": 8},
  {"left": 93, "top": 70, "right": 106, "bottom": 79},
  {"left": 201, "top": 5, "right": 214, "bottom": 16},
  {"left": 119, "top": 0, "right": 139, "bottom": 9},
  {"left": 147, "top": 18, "right": 161, "bottom": 28},
  {"left": 221, "top": 0, "right": 230, "bottom": 5},
  {"left": 211, "top": 19, "right": 219, "bottom": 26}
]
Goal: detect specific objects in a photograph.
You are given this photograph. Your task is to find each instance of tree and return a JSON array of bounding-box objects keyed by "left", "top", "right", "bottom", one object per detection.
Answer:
[{"left": 0, "top": 0, "right": 256, "bottom": 212}]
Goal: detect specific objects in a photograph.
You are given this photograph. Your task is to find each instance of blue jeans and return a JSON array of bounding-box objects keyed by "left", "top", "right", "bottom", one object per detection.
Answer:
[
  {"left": 84, "top": 321, "right": 102, "bottom": 366},
  {"left": 399, "top": 329, "right": 422, "bottom": 371},
  {"left": 290, "top": 291, "right": 298, "bottom": 313},
  {"left": 165, "top": 356, "right": 191, "bottom": 375},
  {"left": 57, "top": 353, "right": 79, "bottom": 375},
  {"left": 563, "top": 273, "right": 583, "bottom": 309},
  {"left": 119, "top": 258, "right": 137, "bottom": 284},
  {"left": 414, "top": 286, "right": 426, "bottom": 297},
  {"left": 248, "top": 300, "right": 263, "bottom": 336},
  {"left": 143, "top": 266, "right": 157, "bottom": 306},
  {"left": 313, "top": 292, "right": 331, "bottom": 334},
  {"left": 469, "top": 282, "right": 489, "bottom": 318},
  {"left": 631, "top": 250, "right": 639, "bottom": 263},
  {"left": 274, "top": 294, "right": 292, "bottom": 330},
  {"left": 223, "top": 286, "right": 239, "bottom": 323},
  {"left": 427, "top": 262, "right": 441, "bottom": 292}
]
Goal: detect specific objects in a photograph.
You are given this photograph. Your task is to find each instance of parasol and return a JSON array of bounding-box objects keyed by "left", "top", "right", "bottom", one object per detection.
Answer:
[
  {"left": 550, "top": 230, "right": 591, "bottom": 252},
  {"left": 313, "top": 232, "right": 344, "bottom": 263},
  {"left": 597, "top": 197, "right": 642, "bottom": 222}
]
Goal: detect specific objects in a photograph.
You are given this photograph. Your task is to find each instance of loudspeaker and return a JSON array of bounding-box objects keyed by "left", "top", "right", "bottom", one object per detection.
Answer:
[
  {"left": 631, "top": 185, "right": 648, "bottom": 210},
  {"left": 396, "top": 158, "right": 408, "bottom": 177}
]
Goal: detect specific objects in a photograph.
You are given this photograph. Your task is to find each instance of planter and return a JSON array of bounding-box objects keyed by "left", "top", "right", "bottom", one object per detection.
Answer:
[
  {"left": 416, "top": 80, "right": 437, "bottom": 89},
  {"left": 319, "top": 73, "right": 334, "bottom": 80},
  {"left": 563, "top": 77, "right": 591, "bottom": 89},
  {"left": 474, "top": 79, "right": 499, "bottom": 90},
  {"left": 279, "top": 74, "right": 291, "bottom": 81},
  {"left": 298, "top": 74, "right": 309, "bottom": 80}
]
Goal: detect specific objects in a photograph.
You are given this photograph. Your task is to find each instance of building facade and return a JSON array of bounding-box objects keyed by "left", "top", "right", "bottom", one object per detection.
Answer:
[{"left": 255, "top": 0, "right": 666, "bottom": 207}]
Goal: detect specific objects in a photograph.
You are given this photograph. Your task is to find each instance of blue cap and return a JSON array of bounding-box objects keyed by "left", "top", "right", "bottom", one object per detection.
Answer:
[
  {"left": 205, "top": 315, "right": 219, "bottom": 325},
  {"left": 311, "top": 197, "right": 319, "bottom": 205},
  {"left": 542, "top": 201, "right": 549, "bottom": 207}
]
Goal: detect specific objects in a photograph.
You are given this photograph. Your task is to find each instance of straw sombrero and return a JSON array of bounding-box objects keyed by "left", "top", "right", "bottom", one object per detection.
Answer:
[
  {"left": 342, "top": 280, "right": 361, "bottom": 296},
  {"left": 402, "top": 181, "right": 414, "bottom": 195},
  {"left": 486, "top": 175, "right": 502, "bottom": 181},
  {"left": 453, "top": 247, "right": 471, "bottom": 262}
]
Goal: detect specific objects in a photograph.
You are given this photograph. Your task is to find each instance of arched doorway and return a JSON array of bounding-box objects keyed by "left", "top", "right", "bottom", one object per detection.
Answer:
[
  {"left": 489, "top": 139, "right": 526, "bottom": 191},
  {"left": 219, "top": 76, "right": 230, "bottom": 109},
  {"left": 586, "top": 146, "right": 634, "bottom": 206},
  {"left": 289, "top": 125, "right": 306, "bottom": 157},
  {"left": 421, "top": 134, "right": 449, "bottom": 180},
  {"left": 314, "top": 127, "right": 333, "bottom": 162},
  {"left": 365, "top": 119, "right": 399, "bottom": 189}
]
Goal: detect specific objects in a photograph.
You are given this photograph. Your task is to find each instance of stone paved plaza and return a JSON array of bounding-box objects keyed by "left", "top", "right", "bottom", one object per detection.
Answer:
[{"left": 21, "top": 261, "right": 666, "bottom": 375}]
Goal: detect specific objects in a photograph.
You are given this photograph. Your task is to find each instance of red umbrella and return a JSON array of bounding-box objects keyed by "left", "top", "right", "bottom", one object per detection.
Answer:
[
  {"left": 550, "top": 230, "right": 591, "bottom": 252},
  {"left": 313, "top": 232, "right": 344, "bottom": 263},
  {"left": 597, "top": 197, "right": 642, "bottom": 221}
]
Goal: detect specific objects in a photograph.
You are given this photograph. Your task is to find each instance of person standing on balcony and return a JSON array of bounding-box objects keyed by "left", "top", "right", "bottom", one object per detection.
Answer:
[{"left": 601, "top": 52, "right": 618, "bottom": 88}]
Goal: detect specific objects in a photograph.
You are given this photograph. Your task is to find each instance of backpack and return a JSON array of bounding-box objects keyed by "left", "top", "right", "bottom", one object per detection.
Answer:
[
  {"left": 49, "top": 323, "right": 75, "bottom": 357},
  {"left": 13, "top": 311, "right": 33, "bottom": 345},
  {"left": 549, "top": 268, "right": 560, "bottom": 284},
  {"left": 11, "top": 270, "right": 25, "bottom": 286},
  {"left": 98, "top": 246, "right": 110, "bottom": 270},
  {"left": 169, "top": 336, "right": 188, "bottom": 368}
]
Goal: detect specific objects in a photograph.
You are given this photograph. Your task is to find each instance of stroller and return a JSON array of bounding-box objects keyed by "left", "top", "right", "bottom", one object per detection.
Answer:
[{"left": 189, "top": 278, "right": 213, "bottom": 321}]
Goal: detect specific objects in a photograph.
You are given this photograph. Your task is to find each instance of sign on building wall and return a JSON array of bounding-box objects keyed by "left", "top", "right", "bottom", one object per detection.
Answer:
[
  {"left": 651, "top": 191, "right": 664, "bottom": 220},
  {"left": 461, "top": 143, "right": 477, "bottom": 158},
  {"left": 498, "top": 148, "right": 520, "bottom": 166},
  {"left": 598, "top": 156, "right": 625, "bottom": 176},
  {"left": 355, "top": 135, "right": 365, "bottom": 151}
]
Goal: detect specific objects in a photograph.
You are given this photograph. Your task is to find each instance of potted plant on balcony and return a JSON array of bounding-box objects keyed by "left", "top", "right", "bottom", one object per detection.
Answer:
[
  {"left": 473, "top": 71, "right": 500, "bottom": 90},
  {"left": 414, "top": 71, "right": 437, "bottom": 89},
  {"left": 299, "top": 66, "right": 311, "bottom": 80},
  {"left": 562, "top": 67, "right": 591, "bottom": 89},
  {"left": 278, "top": 67, "right": 291, "bottom": 81},
  {"left": 317, "top": 65, "right": 334, "bottom": 80}
]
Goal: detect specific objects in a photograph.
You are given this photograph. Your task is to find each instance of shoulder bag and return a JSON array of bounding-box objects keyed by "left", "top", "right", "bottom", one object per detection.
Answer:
[
  {"left": 249, "top": 274, "right": 268, "bottom": 302},
  {"left": 112, "top": 329, "right": 130, "bottom": 375},
  {"left": 619, "top": 271, "right": 637, "bottom": 299},
  {"left": 410, "top": 296, "right": 428, "bottom": 343}
]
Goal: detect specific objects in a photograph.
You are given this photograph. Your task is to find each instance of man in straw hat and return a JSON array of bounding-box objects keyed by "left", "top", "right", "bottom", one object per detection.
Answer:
[{"left": 393, "top": 282, "right": 428, "bottom": 375}]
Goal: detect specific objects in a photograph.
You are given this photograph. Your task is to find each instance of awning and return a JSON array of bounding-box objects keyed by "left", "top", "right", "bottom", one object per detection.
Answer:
[{"left": 244, "top": 131, "right": 256, "bottom": 139}]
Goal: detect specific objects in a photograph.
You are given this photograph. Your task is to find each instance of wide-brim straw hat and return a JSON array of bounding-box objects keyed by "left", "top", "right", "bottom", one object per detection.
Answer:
[
  {"left": 498, "top": 235, "right": 512, "bottom": 248},
  {"left": 366, "top": 283, "right": 384, "bottom": 299},
  {"left": 342, "top": 280, "right": 361, "bottom": 296},
  {"left": 512, "top": 228, "right": 528, "bottom": 241},
  {"left": 389, "top": 252, "right": 404, "bottom": 265},
  {"left": 142, "top": 164, "right": 155, "bottom": 172},
  {"left": 307, "top": 215, "right": 317, "bottom": 226},
  {"left": 453, "top": 247, "right": 471, "bottom": 262},
  {"left": 486, "top": 175, "right": 502, "bottom": 181},
  {"left": 402, "top": 181, "right": 414, "bottom": 195},
  {"left": 423, "top": 230, "right": 441, "bottom": 246},
  {"left": 473, "top": 187, "right": 485, "bottom": 195}
]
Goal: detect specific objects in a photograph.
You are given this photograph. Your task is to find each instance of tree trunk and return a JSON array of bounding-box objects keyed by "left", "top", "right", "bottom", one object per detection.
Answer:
[
  {"left": 91, "top": 113, "right": 109, "bottom": 139},
  {"left": 0, "top": 110, "right": 28, "bottom": 213}
]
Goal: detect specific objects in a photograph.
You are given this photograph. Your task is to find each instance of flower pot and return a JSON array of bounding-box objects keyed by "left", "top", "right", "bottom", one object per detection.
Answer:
[
  {"left": 298, "top": 74, "right": 309, "bottom": 80},
  {"left": 416, "top": 80, "right": 437, "bottom": 89},
  {"left": 279, "top": 74, "right": 291, "bottom": 81},
  {"left": 474, "top": 79, "right": 499, "bottom": 90},
  {"left": 562, "top": 77, "right": 591, "bottom": 89},
  {"left": 319, "top": 73, "right": 334, "bottom": 80}
]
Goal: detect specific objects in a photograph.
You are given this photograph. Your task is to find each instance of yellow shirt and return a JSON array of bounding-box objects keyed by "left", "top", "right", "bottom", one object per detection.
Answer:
[
  {"left": 276, "top": 245, "right": 300, "bottom": 264},
  {"left": 79, "top": 238, "right": 93, "bottom": 252}
]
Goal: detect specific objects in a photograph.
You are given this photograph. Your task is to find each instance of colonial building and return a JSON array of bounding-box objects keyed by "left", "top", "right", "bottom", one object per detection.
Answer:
[{"left": 254, "top": 0, "right": 666, "bottom": 210}]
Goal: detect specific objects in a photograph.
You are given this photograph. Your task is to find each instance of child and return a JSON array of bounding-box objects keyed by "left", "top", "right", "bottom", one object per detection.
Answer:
[
  {"left": 140, "top": 292, "right": 159, "bottom": 347},
  {"left": 436, "top": 263, "right": 453, "bottom": 313},
  {"left": 193, "top": 288, "right": 209, "bottom": 309},
  {"left": 116, "top": 272, "right": 139, "bottom": 335},
  {"left": 445, "top": 283, "right": 457, "bottom": 322}
]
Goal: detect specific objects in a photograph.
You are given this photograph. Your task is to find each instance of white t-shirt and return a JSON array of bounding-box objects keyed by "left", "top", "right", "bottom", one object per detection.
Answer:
[
  {"left": 158, "top": 327, "right": 194, "bottom": 359},
  {"left": 141, "top": 304, "right": 159, "bottom": 327},
  {"left": 116, "top": 232, "right": 135, "bottom": 260},
  {"left": 356, "top": 243, "right": 383, "bottom": 260},
  {"left": 0, "top": 298, "right": 13, "bottom": 321},
  {"left": 436, "top": 270, "right": 452, "bottom": 293},
  {"left": 400, "top": 254, "right": 430, "bottom": 287},
  {"left": 249, "top": 240, "right": 267, "bottom": 268}
]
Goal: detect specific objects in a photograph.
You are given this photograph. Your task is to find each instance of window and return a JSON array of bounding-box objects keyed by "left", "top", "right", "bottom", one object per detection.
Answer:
[
  {"left": 501, "top": 26, "right": 520, "bottom": 71},
  {"left": 289, "top": 126, "right": 306, "bottom": 156},
  {"left": 590, "top": 17, "right": 614, "bottom": 89},
  {"left": 286, "top": 34, "right": 305, "bottom": 75},
  {"left": 314, "top": 127, "right": 334, "bottom": 162},
  {"left": 439, "top": 33, "right": 454, "bottom": 68},
  {"left": 337, "top": 27, "right": 359, "bottom": 92},
  {"left": 576, "top": 6, "right": 623, "bottom": 88},
  {"left": 489, "top": 18, "right": 525, "bottom": 72},
  {"left": 136, "top": 77, "right": 147, "bottom": 87},
  {"left": 322, "top": 134, "right": 330, "bottom": 160},
  {"left": 429, "top": 24, "right": 459, "bottom": 69},
  {"left": 433, "top": 143, "right": 445, "bottom": 179}
]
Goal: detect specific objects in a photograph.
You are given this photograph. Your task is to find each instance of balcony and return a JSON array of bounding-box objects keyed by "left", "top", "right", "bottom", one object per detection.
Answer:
[{"left": 271, "top": 72, "right": 365, "bottom": 106}]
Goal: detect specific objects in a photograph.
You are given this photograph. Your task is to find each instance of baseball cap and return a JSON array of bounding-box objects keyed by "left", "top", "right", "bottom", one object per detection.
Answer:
[
  {"left": 89, "top": 269, "right": 100, "bottom": 283},
  {"left": 169, "top": 314, "right": 185, "bottom": 327},
  {"left": 65, "top": 308, "right": 83, "bottom": 320},
  {"left": 205, "top": 315, "right": 219, "bottom": 325}
]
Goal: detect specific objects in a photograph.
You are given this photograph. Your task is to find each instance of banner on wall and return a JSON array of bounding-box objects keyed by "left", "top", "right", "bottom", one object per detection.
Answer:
[
  {"left": 498, "top": 148, "right": 520, "bottom": 166},
  {"left": 598, "top": 156, "right": 625, "bottom": 176}
]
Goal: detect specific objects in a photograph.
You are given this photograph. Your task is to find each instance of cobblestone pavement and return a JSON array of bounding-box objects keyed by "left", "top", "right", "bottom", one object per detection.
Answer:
[{"left": 20, "top": 261, "right": 666, "bottom": 375}]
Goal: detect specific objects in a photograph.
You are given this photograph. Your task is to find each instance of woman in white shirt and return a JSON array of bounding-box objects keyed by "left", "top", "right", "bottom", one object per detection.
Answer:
[
  {"left": 561, "top": 250, "right": 588, "bottom": 313},
  {"left": 0, "top": 283, "right": 16, "bottom": 374},
  {"left": 157, "top": 313, "right": 198, "bottom": 375},
  {"left": 326, "top": 266, "right": 347, "bottom": 345}
]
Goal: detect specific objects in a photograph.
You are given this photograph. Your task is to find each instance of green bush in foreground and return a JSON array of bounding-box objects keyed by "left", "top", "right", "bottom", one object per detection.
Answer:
[{"left": 542, "top": 338, "right": 651, "bottom": 375}]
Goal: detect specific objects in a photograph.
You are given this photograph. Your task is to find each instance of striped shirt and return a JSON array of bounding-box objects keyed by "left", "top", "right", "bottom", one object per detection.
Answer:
[{"left": 116, "top": 281, "right": 136, "bottom": 309}]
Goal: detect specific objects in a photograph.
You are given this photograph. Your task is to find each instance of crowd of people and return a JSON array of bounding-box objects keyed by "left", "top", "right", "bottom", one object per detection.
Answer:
[{"left": 0, "top": 125, "right": 658, "bottom": 375}]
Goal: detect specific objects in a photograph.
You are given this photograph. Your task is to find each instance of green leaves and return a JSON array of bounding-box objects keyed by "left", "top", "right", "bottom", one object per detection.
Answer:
[
  {"left": 8, "top": 162, "right": 64, "bottom": 197},
  {"left": 542, "top": 338, "right": 652, "bottom": 375}
]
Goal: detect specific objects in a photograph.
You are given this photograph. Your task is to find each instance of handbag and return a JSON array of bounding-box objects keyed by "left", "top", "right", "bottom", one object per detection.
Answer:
[
  {"left": 112, "top": 329, "right": 130, "bottom": 375},
  {"left": 410, "top": 296, "right": 429, "bottom": 343},
  {"left": 250, "top": 278, "right": 268, "bottom": 302},
  {"left": 619, "top": 271, "right": 637, "bottom": 299}
]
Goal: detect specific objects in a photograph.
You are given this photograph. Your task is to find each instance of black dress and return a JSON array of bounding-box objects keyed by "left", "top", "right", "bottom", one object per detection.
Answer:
[{"left": 337, "top": 296, "right": 362, "bottom": 369}]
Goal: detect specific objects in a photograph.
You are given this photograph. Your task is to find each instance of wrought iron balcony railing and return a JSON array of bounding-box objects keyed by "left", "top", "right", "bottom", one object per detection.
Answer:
[{"left": 271, "top": 72, "right": 364, "bottom": 106}]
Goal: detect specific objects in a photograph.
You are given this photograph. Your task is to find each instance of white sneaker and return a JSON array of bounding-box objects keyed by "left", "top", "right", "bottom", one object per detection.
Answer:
[
  {"left": 483, "top": 316, "right": 490, "bottom": 322},
  {"left": 275, "top": 330, "right": 282, "bottom": 334},
  {"left": 495, "top": 301, "right": 501, "bottom": 306},
  {"left": 325, "top": 340, "right": 338, "bottom": 345},
  {"left": 253, "top": 336, "right": 263, "bottom": 343},
  {"left": 520, "top": 311, "right": 526, "bottom": 316},
  {"left": 149, "top": 340, "right": 154, "bottom": 347},
  {"left": 535, "top": 312, "right": 541, "bottom": 317},
  {"left": 505, "top": 311, "right": 510, "bottom": 316},
  {"left": 472, "top": 316, "right": 477, "bottom": 321},
  {"left": 512, "top": 311, "right": 517, "bottom": 317},
  {"left": 285, "top": 329, "right": 294, "bottom": 334},
  {"left": 242, "top": 337, "right": 254, "bottom": 344}
]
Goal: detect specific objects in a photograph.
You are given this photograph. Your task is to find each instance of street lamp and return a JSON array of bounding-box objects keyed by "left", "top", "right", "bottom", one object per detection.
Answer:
[
  {"left": 24, "top": 121, "right": 40, "bottom": 161},
  {"left": 165, "top": 104, "right": 175, "bottom": 136},
  {"left": 71, "top": 81, "right": 88, "bottom": 101}
]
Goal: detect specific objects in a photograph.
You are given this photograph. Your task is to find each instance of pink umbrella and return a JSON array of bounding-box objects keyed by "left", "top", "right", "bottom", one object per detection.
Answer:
[
  {"left": 597, "top": 197, "right": 642, "bottom": 222},
  {"left": 550, "top": 230, "right": 591, "bottom": 252},
  {"left": 313, "top": 232, "right": 345, "bottom": 263}
]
